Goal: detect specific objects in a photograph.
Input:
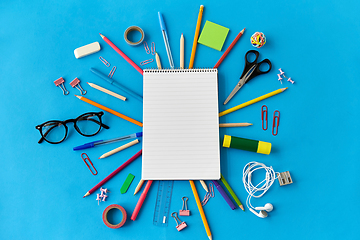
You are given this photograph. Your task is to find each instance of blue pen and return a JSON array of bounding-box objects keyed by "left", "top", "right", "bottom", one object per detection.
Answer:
[
  {"left": 90, "top": 68, "right": 143, "bottom": 102},
  {"left": 73, "top": 132, "right": 143, "bottom": 150},
  {"left": 158, "top": 12, "right": 174, "bottom": 69}
]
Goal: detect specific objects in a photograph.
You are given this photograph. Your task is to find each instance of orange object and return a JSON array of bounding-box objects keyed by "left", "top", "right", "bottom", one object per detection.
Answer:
[
  {"left": 75, "top": 95, "right": 143, "bottom": 127},
  {"left": 189, "top": 5, "right": 204, "bottom": 69}
]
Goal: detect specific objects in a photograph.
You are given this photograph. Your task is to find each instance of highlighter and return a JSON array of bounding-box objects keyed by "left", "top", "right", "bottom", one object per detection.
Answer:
[{"left": 222, "top": 135, "right": 271, "bottom": 155}]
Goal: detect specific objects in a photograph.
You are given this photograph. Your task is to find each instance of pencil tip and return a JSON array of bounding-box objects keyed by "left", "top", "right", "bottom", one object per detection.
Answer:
[
  {"left": 99, "top": 33, "right": 104, "bottom": 38},
  {"left": 241, "top": 28, "right": 245, "bottom": 33},
  {"left": 208, "top": 236, "right": 212, "bottom": 240},
  {"left": 240, "top": 205, "right": 245, "bottom": 211}
]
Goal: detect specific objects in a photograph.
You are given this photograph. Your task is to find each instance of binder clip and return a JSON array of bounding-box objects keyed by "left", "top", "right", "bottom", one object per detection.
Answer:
[
  {"left": 81, "top": 153, "right": 97, "bottom": 175},
  {"left": 261, "top": 105, "right": 268, "bottom": 131},
  {"left": 272, "top": 110, "right": 280, "bottom": 136},
  {"left": 179, "top": 196, "right": 190, "bottom": 216},
  {"left": 70, "top": 78, "right": 86, "bottom": 95},
  {"left": 54, "top": 77, "right": 69, "bottom": 95},
  {"left": 278, "top": 171, "right": 293, "bottom": 186},
  {"left": 171, "top": 212, "right": 187, "bottom": 231}
]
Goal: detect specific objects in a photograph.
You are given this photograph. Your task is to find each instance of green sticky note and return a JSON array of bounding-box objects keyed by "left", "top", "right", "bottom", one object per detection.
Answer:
[
  {"left": 120, "top": 173, "right": 135, "bottom": 194},
  {"left": 198, "top": 21, "right": 229, "bottom": 51}
]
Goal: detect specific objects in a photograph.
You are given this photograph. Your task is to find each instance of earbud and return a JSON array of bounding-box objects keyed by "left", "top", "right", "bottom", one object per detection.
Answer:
[
  {"left": 255, "top": 203, "right": 273, "bottom": 212},
  {"left": 249, "top": 208, "right": 268, "bottom": 218}
]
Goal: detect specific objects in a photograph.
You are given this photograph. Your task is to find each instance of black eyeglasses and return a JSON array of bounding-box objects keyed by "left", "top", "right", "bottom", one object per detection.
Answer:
[{"left": 36, "top": 112, "right": 109, "bottom": 144}]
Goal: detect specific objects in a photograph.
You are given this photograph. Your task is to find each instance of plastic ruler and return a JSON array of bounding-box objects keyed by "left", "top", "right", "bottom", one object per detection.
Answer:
[{"left": 153, "top": 180, "right": 174, "bottom": 227}]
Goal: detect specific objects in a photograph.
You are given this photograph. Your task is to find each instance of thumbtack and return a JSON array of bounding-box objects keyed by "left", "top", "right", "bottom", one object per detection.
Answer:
[
  {"left": 96, "top": 193, "right": 101, "bottom": 205},
  {"left": 70, "top": 78, "right": 86, "bottom": 95},
  {"left": 100, "top": 187, "right": 111, "bottom": 194},
  {"left": 277, "top": 74, "right": 283, "bottom": 84},
  {"left": 287, "top": 77, "right": 295, "bottom": 84},
  {"left": 278, "top": 68, "right": 285, "bottom": 75},
  {"left": 102, "top": 194, "right": 108, "bottom": 202},
  {"left": 54, "top": 77, "right": 69, "bottom": 95}
]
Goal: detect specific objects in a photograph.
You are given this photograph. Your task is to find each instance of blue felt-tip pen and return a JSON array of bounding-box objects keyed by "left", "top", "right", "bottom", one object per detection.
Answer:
[{"left": 73, "top": 132, "right": 143, "bottom": 151}]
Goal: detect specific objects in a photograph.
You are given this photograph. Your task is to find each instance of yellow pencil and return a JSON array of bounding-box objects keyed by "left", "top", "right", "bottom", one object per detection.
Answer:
[
  {"left": 189, "top": 5, "right": 204, "bottom": 69},
  {"left": 219, "top": 88, "right": 288, "bottom": 117},
  {"left": 87, "top": 82, "right": 126, "bottom": 101},
  {"left": 99, "top": 139, "right": 140, "bottom": 159},
  {"left": 189, "top": 180, "right": 212, "bottom": 240},
  {"left": 75, "top": 95, "right": 143, "bottom": 127},
  {"left": 180, "top": 33, "right": 184, "bottom": 69},
  {"left": 219, "top": 123, "right": 253, "bottom": 127},
  {"left": 155, "top": 52, "right": 162, "bottom": 69},
  {"left": 134, "top": 179, "right": 145, "bottom": 195}
]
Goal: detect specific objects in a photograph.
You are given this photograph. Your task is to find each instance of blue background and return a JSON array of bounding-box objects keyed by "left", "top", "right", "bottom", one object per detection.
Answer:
[{"left": 1, "top": 0, "right": 359, "bottom": 239}]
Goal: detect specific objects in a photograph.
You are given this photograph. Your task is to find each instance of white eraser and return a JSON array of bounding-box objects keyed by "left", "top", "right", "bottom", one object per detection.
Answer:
[{"left": 74, "top": 42, "right": 101, "bottom": 59}]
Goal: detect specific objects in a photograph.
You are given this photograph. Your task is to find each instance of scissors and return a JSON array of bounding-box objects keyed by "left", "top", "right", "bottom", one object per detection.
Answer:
[{"left": 223, "top": 50, "right": 272, "bottom": 105}]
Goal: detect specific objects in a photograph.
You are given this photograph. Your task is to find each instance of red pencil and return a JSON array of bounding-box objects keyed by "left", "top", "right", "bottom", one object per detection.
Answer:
[
  {"left": 99, "top": 33, "right": 143, "bottom": 75},
  {"left": 131, "top": 180, "right": 153, "bottom": 221},
  {"left": 213, "top": 28, "right": 245, "bottom": 69},
  {"left": 83, "top": 150, "right": 142, "bottom": 198}
]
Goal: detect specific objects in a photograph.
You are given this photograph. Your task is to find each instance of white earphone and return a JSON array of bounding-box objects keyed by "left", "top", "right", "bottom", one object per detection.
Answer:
[{"left": 250, "top": 203, "right": 274, "bottom": 218}]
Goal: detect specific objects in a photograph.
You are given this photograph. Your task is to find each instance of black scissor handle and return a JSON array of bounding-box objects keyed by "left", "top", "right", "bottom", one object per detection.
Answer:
[
  {"left": 254, "top": 59, "right": 272, "bottom": 75},
  {"left": 240, "top": 50, "right": 260, "bottom": 79},
  {"left": 240, "top": 50, "right": 272, "bottom": 83}
]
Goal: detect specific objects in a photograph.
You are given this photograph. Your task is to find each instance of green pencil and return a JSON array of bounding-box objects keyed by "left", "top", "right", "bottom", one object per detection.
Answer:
[{"left": 220, "top": 174, "right": 244, "bottom": 211}]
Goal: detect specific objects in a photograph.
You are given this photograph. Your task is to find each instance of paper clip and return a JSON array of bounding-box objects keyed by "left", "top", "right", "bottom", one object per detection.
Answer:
[
  {"left": 54, "top": 77, "right": 69, "bottom": 95},
  {"left": 140, "top": 59, "right": 154, "bottom": 66},
  {"left": 99, "top": 56, "right": 110, "bottom": 67},
  {"left": 201, "top": 183, "right": 214, "bottom": 206},
  {"left": 108, "top": 66, "right": 117, "bottom": 78},
  {"left": 70, "top": 78, "right": 86, "bottom": 95},
  {"left": 272, "top": 110, "right": 280, "bottom": 136},
  {"left": 144, "top": 41, "right": 150, "bottom": 54},
  {"left": 171, "top": 212, "right": 187, "bottom": 231},
  {"left": 261, "top": 105, "right": 268, "bottom": 131},
  {"left": 151, "top": 42, "right": 156, "bottom": 55},
  {"left": 81, "top": 153, "right": 97, "bottom": 175},
  {"left": 179, "top": 197, "right": 190, "bottom": 216}
]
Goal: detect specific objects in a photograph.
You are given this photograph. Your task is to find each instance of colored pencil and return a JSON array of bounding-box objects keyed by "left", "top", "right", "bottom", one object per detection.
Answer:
[
  {"left": 213, "top": 28, "right": 245, "bottom": 69},
  {"left": 200, "top": 180, "right": 209, "bottom": 192},
  {"left": 83, "top": 150, "right": 142, "bottom": 197},
  {"left": 75, "top": 95, "right": 143, "bottom": 127},
  {"left": 87, "top": 82, "right": 126, "bottom": 101},
  {"left": 99, "top": 33, "right": 143, "bottom": 75},
  {"left": 180, "top": 33, "right": 184, "bottom": 69},
  {"left": 219, "top": 123, "right": 252, "bottom": 127},
  {"left": 189, "top": 180, "right": 212, "bottom": 240},
  {"left": 189, "top": 5, "right": 204, "bottom": 69},
  {"left": 155, "top": 52, "right": 162, "bottom": 69},
  {"left": 99, "top": 139, "right": 140, "bottom": 159},
  {"left": 212, "top": 180, "right": 236, "bottom": 210},
  {"left": 219, "top": 88, "right": 288, "bottom": 117},
  {"left": 131, "top": 180, "right": 153, "bottom": 221},
  {"left": 134, "top": 179, "right": 145, "bottom": 195},
  {"left": 220, "top": 174, "right": 244, "bottom": 211}
]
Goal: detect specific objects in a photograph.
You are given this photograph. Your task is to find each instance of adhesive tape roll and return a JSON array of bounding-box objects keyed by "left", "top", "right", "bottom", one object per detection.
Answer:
[
  {"left": 124, "top": 26, "right": 145, "bottom": 46},
  {"left": 102, "top": 204, "right": 127, "bottom": 229}
]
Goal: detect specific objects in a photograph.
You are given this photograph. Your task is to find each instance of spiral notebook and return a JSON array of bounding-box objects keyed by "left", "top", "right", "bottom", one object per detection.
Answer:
[{"left": 142, "top": 69, "right": 220, "bottom": 180}]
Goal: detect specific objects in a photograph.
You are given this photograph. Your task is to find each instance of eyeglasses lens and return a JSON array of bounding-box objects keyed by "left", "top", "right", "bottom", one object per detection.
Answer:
[
  {"left": 42, "top": 122, "right": 66, "bottom": 143},
  {"left": 76, "top": 113, "right": 102, "bottom": 136}
]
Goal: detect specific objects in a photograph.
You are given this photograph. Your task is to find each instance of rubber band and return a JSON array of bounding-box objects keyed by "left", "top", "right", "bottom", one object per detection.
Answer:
[
  {"left": 250, "top": 32, "right": 266, "bottom": 48},
  {"left": 102, "top": 204, "right": 127, "bottom": 229}
]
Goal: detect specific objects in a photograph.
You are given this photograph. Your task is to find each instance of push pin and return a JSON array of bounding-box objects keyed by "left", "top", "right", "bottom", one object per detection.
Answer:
[
  {"left": 70, "top": 78, "right": 86, "bottom": 95},
  {"left": 287, "top": 77, "right": 295, "bottom": 84},
  {"left": 96, "top": 193, "right": 101, "bottom": 205},
  {"left": 102, "top": 194, "right": 108, "bottom": 202},
  {"left": 100, "top": 187, "right": 111, "bottom": 194},
  {"left": 100, "top": 191, "right": 105, "bottom": 198},
  {"left": 171, "top": 212, "right": 187, "bottom": 231},
  {"left": 278, "top": 68, "right": 285, "bottom": 76},
  {"left": 277, "top": 74, "right": 283, "bottom": 84},
  {"left": 179, "top": 196, "right": 190, "bottom": 216},
  {"left": 54, "top": 77, "right": 69, "bottom": 95}
]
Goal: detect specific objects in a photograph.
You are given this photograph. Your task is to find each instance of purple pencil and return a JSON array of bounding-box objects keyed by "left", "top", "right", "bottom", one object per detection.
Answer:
[{"left": 212, "top": 180, "right": 236, "bottom": 210}]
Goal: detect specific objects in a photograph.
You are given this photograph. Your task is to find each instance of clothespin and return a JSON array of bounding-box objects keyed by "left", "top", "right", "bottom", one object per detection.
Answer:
[
  {"left": 54, "top": 77, "right": 69, "bottom": 95},
  {"left": 70, "top": 78, "right": 86, "bottom": 95},
  {"left": 171, "top": 212, "right": 187, "bottom": 231},
  {"left": 179, "top": 197, "right": 190, "bottom": 216}
]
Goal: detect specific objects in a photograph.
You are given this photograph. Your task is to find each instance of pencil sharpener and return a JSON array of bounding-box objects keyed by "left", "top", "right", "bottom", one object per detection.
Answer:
[
  {"left": 176, "top": 222, "right": 187, "bottom": 231},
  {"left": 179, "top": 210, "right": 190, "bottom": 216},
  {"left": 278, "top": 171, "right": 293, "bottom": 186}
]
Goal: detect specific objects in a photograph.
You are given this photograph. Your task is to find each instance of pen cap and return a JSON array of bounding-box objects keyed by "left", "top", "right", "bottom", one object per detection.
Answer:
[{"left": 158, "top": 12, "right": 167, "bottom": 32}]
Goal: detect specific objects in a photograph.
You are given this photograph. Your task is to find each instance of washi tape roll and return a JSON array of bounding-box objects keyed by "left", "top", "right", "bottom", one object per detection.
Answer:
[
  {"left": 103, "top": 204, "right": 127, "bottom": 228},
  {"left": 124, "top": 26, "right": 145, "bottom": 46}
]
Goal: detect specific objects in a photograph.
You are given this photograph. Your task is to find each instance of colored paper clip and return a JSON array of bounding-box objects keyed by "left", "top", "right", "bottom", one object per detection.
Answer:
[
  {"left": 108, "top": 66, "right": 117, "bottom": 78},
  {"left": 272, "top": 110, "right": 280, "bottom": 136},
  {"left": 70, "top": 78, "right": 87, "bottom": 95},
  {"left": 81, "top": 153, "right": 97, "bottom": 175},
  {"left": 54, "top": 77, "right": 69, "bottom": 95},
  {"left": 261, "top": 105, "right": 268, "bottom": 131},
  {"left": 99, "top": 56, "right": 110, "bottom": 67},
  {"left": 140, "top": 59, "right": 154, "bottom": 66},
  {"left": 179, "top": 196, "right": 190, "bottom": 216},
  {"left": 201, "top": 183, "right": 214, "bottom": 206},
  {"left": 144, "top": 41, "right": 150, "bottom": 54},
  {"left": 171, "top": 212, "right": 187, "bottom": 231},
  {"left": 151, "top": 42, "right": 156, "bottom": 55}
]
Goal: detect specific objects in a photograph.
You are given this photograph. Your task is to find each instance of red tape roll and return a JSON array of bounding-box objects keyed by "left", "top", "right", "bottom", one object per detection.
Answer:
[{"left": 102, "top": 204, "right": 127, "bottom": 228}]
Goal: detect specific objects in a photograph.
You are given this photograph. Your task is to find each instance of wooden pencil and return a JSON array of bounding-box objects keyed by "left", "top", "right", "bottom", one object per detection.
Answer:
[
  {"left": 134, "top": 179, "right": 145, "bottom": 195},
  {"left": 219, "top": 123, "right": 252, "bottom": 127},
  {"left": 155, "top": 52, "right": 162, "bottom": 69},
  {"left": 99, "top": 139, "right": 140, "bottom": 159},
  {"left": 199, "top": 180, "right": 209, "bottom": 192},
  {"left": 87, "top": 82, "right": 126, "bottom": 101},
  {"left": 189, "top": 5, "right": 204, "bottom": 69}
]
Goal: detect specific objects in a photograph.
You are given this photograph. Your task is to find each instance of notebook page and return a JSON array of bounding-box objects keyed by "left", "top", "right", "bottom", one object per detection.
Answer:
[{"left": 142, "top": 69, "right": 220, "bottom": 180}]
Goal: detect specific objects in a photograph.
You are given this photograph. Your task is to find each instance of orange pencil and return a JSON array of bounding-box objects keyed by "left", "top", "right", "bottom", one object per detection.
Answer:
[
  {"left": 75, "top": 95, "right": 143, "bottom": 127},
  {"left": 189, "top": 5, "right": 204, "bottom": 69}
]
